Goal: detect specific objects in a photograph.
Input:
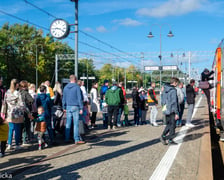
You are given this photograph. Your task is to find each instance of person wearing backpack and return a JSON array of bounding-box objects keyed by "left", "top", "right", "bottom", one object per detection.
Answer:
[
  {"left": 160, "top": 77, "right": 179, "bottom": 145},
  {"left": 105, "top": 81, "right": 124, "bottom": 130}
]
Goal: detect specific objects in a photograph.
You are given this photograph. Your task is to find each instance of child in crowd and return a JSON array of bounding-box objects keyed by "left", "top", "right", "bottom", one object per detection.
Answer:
[
  {"left": 0, "top": 117, "right": 9, "bottom": 157},
  {"left": 101, "top": 95, "right": 108, "bottom": 129},
  {"left": 123, "top": 100, "right": 130, "bottom": 126},
  {"left": 35, "top": 106, "right": 48, "bottom": 150}
]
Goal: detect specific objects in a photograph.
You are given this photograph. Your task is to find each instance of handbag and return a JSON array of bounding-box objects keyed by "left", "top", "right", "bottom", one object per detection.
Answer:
[{"left": 198, "top": 81, "right": 209, "bottom": 89}]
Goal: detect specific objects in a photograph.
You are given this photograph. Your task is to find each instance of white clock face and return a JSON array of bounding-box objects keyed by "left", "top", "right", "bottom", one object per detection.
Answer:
[{"left": 50, "top": 19, "right": 69, "bottom": 39}]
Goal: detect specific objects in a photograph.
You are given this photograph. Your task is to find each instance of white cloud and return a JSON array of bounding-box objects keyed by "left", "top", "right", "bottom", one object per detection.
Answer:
[
  {"left": 96, "top": 26, "right": 107, "bottom": 33},
  {"left": 136, "top": 0, "right": 207, "bottom": 18},
  {"left": 113, "top": 18, "right": 143, "bottom": 27}
]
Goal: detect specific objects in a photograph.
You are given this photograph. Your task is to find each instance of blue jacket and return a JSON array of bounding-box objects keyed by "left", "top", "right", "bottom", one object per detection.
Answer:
[
  {"left": 62, "top": 83, "right": 83, "bottom": 110},
  {"left": 36, "top": 93, "right": 52, "bottom": 119}
]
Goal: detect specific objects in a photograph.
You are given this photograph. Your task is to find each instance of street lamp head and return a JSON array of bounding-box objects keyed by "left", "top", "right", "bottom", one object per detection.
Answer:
[
  {"left": 170, "top": 53, "right": 174, "bottom": 58},
  {"left": 182, "top": 53, "right": 186, "bottom": 57},
  {"left": 167, "top": 30, "right": 174, "bottom": 37},
  {"left": 147, "top": 32, "right": 154, "bottom": 38}
]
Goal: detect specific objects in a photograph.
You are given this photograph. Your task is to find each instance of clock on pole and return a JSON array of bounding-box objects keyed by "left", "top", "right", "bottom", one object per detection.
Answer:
[{"left": 50, "top": 19, "right": 70, "bottom": 39}]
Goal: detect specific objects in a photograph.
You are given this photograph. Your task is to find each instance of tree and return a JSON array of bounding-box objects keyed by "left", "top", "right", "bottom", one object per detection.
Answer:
[{"left": 0, "top": 23, "right": 73, "bottom": 87}]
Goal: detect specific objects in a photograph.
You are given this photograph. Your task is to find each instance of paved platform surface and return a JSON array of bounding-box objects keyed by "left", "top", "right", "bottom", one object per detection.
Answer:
[{"left": 0, "top": 95, "right": 213, "bottom": 180}]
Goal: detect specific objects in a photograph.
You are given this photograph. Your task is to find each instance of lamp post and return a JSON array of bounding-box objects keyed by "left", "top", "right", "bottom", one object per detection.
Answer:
[
  {"left": 147, "top": 24, "right": 174, "bottom": 90},
  {"left": 28, "top": 44, "right": 44, "bottom": 89},
  {"left": 70, "top": 0, "right": 79, "bottom": 78},
  {"left": 34, "top": 45, "right": 44, "bottom": 89}
]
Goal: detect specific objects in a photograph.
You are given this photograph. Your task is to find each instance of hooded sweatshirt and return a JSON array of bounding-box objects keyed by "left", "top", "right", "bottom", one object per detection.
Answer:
[
  {"left": 162, "top": 84, "right": 179, "bottom": 115},
  {"left": 62, "top": 83, "right": 83, "bottom": 110},
  {"left": 36, "top": 93, "right": 52, "bottom": 118},
  {"left": 105, "top": 85, "right": 124, "bottom": 106}
]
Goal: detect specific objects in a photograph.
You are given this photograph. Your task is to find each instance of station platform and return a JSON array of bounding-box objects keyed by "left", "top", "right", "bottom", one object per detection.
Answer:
[{"left": 0, "top": 95, "right": 222, "bottom": 179}]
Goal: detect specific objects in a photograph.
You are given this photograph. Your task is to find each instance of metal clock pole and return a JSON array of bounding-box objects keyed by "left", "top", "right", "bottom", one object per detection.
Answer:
[{"left": 74, "top": 0, "right": 78, "bottom": 78}]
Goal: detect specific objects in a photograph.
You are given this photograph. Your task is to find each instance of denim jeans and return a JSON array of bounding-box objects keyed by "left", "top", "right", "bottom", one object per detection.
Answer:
[
  {"left": 65, "top": 106, "right": 80, "bottom": 142},
  {"left": 8, "top": 122, "right": 22, "bottom": 146},
  {"left": 117, "top": 105, "right": 124, "bottom": 126}
]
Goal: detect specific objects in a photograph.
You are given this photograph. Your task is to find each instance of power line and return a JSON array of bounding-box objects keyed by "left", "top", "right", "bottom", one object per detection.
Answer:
[
  {"left": 23, "top": 0, "right": 141, "bottom": 60},
  {"left": 24, "top": 0, "right": 57, "bottom": 19},
  {"left": 0, "top": 9, "right": 49, "bottom": 31}
]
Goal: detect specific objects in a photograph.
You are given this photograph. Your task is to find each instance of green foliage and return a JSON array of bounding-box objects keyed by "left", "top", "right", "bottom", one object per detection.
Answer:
[{"left": 0, "top": 23, "right": 73, "bottom": 87}]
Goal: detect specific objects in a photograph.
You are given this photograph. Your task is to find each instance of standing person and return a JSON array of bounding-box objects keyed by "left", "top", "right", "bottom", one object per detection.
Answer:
[
  {"left": 100, "top": 80, "right": 109, "bottom": 101},
  {"left": 117, "top": 82, "right": 126, "bottom": 127},
  {"left": 52, "top": 81, "right": 63, "bottom": 135},
  {"left": 160, "top": 77, "right": 179, "bottom": 145},
  {"left": 80, "top": 81, "right": 89, "bottom": 103},
  {"left": 200, "top": 68, "right": 214, "bottom": 111},
  {"left": 90, "top": 82, "right": 100, "bottom": 128},
  {"left": 185, "top": 79, "right": 196, "bottom": 127},
  {"left": 45, "top": 80, "right": 54, "bottom": 100},
  {"left": 1, "top": 79, "right": 28, "bottom": 150},
  {"left": 147, "top": 82, "right": 159, "bottom": 126},
  {"left": 62, "top": 75, "right": 85, "bottom": 144},
  {"left": 34, "top": 106, "right": 48, "bottom": 150},
  {"left": 53, "top": 81, "right": 62, "bottom": 107},
  {"left": 176, "top": 82, "right": 185, "bottom": 127},
  {"left": 101, "top": 95, "right": 108, "bottom": 129},
  {"left": 139, "top": 89, "right": 148, "bottom": 125},
  {"left": 19, "top": 80, "right": 34, "bottom": 145},
  {"left": 132, "top": 86, "right": 140, "bottom": 126},
  {"left": 105, "top": 81, "right": 124, "bottom": 129},
  {"left": 28, "top": 83, "right": 37, "bottom": 140},
  {"left": 36, "top": 85, "right": 54, "bottom": 144},
  {"left": 0, "top": 116, "right": 9, "bottom": 157}
]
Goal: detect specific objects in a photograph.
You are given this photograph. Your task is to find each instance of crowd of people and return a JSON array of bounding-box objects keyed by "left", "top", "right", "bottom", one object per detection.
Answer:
[{"left": 0, "top": 71, "right": 213, "bottom": 157}]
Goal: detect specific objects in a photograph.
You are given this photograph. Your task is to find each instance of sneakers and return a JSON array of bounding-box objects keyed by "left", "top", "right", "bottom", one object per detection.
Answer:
[
  {"left": 38, "top": 145, "right": 42, "bottom": 150},
  {"left": 6, "top": 145, "right": 12, "bottom": 151},
  {"left": 112, "top": 126, "right": 116, "bottom": 130},
  {"left": 152, "top": 123, "right": 159, "bottom": 127},
  {"left": 185, "top": 123, "right": 195, "bottom": 128},
  {"left": 44, "top": 143, "right": 48, "bottom": 148},
  {"left": 168, "top": 140, "right": 178, "bottom": 145},
  {"left": 75, "top": 141, "right": 85, "bottom": 145},
  {"left": 160, "top": 136, "right": 168, "bottom": 145},
  {"left": 117, "top": 123, "right": 121, "bottom": 127},
  {"left": 107, "top": 126, "right": 111, "bottom": 130},
  {"left": 0, "top": 153, "right": 3, "bottom": 157}
]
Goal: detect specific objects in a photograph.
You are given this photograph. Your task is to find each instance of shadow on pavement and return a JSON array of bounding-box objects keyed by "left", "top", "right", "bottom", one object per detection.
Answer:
[{"left": 12, "top": 137, "right": 160, "bottom": 179}]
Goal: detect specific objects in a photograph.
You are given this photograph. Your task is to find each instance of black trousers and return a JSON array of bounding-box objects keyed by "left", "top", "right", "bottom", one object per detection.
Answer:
[
  {"left": 133, "top": 107, "right": 139, "bottom": 125},
  {"left": 141, "top": 110, "right": 147, "bottom": 123},
  {"left": 91, "top": 112, "right": 97, "bottom": 125},
  {"left": 162, "top": 113, "right": 176, "bottom": 141},
  {"left": 108, "top": 105, "right": 119, "bottom": 127},
  {"left": 1, "top": 141, "right": 6, "bottom": 155}
]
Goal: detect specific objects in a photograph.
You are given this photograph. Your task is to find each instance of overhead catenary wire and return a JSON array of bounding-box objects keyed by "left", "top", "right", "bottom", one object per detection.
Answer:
[{"left": 23, "top": 0, "right": 141, "bottom": 61}]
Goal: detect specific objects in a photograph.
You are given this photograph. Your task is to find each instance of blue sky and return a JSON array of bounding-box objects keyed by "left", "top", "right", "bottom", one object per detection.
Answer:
[{"left": 1, "top": 0, "right": 224, "bottom": 75}]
